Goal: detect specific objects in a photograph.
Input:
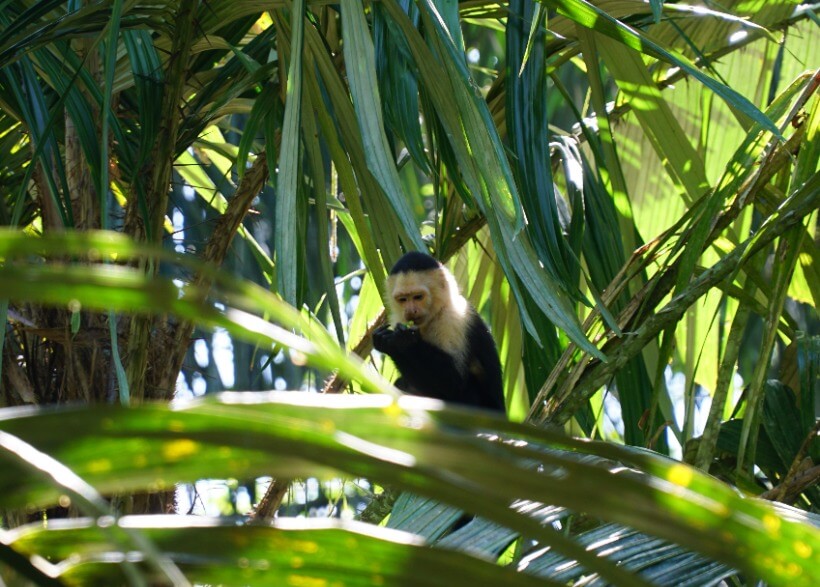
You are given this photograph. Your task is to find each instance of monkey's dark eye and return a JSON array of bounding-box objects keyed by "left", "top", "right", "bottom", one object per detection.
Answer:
[
  {"left": 413, "top": 294, "right": 424, "bottom": 301},
  {"left": 397, "top": 296, "right": 407, "bottom": 303}
]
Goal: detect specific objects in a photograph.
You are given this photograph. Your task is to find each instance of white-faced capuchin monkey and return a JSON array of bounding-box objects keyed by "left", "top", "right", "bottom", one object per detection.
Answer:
[{"left": 372, "top": 251, "right": 505, "bottom": 413}]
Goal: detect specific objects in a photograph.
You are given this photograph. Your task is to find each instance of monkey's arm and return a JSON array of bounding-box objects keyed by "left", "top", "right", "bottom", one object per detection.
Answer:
[{"left": 373, "top": 325, "right": 466, "bottom": 403}]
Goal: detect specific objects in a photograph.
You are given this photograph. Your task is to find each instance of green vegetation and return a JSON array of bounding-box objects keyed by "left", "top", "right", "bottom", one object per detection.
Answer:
[{"left": 0, "top": 0, "right": 818, "bottom": 585}]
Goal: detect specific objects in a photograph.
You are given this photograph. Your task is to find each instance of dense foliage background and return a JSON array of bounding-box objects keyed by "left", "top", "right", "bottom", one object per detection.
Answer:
[{"left": 0, "top": 0, "right": 818, "bottom": 585}]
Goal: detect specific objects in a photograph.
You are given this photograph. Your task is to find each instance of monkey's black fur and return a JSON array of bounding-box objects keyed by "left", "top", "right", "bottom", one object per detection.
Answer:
[
  {"left": 374, "top": 318, "right": 504, "bottom": 412},
  {"left": 388, "top": 250, "right": 441, "bottom": 274}
]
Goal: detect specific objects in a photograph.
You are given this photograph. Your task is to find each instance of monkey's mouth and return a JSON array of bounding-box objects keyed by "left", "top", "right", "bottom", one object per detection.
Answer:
[{"left": 404, "top": 315, "right": 426, "bottom": 327}]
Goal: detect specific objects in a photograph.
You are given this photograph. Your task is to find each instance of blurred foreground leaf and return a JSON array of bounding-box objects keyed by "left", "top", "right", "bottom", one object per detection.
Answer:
[
  {"left": 5, "top": 517, "right": 550, "bottom": 587},
  {"left": 0, "top": 394, "right": 817, "bottom": 586}
]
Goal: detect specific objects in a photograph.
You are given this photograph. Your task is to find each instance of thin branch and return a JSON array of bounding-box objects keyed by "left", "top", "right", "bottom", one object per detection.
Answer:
[
  {"left": 153, "top": 153, "right": 271, "bottom": 396},
  {"left": 771, "top": 419, "right": 820, "bottom": 502},
  {"left": 249, "top": 477, "right": 292, "bottom": 523},
  {"left": 760, "top": 465, "right": 820, "bottom": 504}
]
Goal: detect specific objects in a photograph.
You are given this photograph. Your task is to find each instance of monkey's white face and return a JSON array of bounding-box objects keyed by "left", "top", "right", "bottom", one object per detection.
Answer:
[
  {"left": 392, "top": 285, "right": 431, "bottom": 325},
  {"left": 387, "top": 270, "right": 443, "bottom": 327}
]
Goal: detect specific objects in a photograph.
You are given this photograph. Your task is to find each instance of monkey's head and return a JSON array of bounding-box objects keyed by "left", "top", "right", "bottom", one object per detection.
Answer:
[{"left": 385, "top": 252, "right": 467, "bottom": 330}]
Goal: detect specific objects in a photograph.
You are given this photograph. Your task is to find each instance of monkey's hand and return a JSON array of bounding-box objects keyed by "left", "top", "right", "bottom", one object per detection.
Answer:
[{"left": 373, "top": 324, "right": 420, "bottom": 354}]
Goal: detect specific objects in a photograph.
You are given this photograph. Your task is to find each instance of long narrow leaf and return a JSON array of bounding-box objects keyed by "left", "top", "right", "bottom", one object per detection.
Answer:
[
  {"left": 340, "top": 0, "right": 425, "bottom": 255},
  {"left": 275, "top": 0, "right": 306, "bottom": 306}
]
